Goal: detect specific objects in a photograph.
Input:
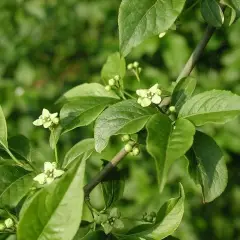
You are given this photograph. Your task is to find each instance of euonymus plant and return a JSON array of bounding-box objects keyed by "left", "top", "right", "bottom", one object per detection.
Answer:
[{"left": 0, "top": 0, "right": 240, "bottom": 239}]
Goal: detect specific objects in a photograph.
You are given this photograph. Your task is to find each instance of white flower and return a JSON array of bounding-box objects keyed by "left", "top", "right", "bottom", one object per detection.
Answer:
[
  {"left": 4, "top": 218, "right": 14, "bottom": 228},
  {"left": 33, "top": 162, "right": 64, "bottom": 185},
  {"left": 33, "top": 108, "right": 59, "bottom": 129},
  {"left": 136, "top": 84, "right": 162, "bottom": 107}
]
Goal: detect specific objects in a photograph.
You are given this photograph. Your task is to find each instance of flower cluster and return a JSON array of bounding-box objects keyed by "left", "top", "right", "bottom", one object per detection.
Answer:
[
  {"left": 94, "top": 208, "right": 124, "bottom": 234},
  {"left": 136, "top": 84, "right": 162, "bottom": 107},
  {"left": 0, "top": 218, "right": 14, "bottom": 231},
  {"left": 33, "top": 108, "right": 59, "bottom": 129},
  {"left": 33, "top": 162, "right": 64, "bottom": 185},
  {"left": 142, "top": 211, "right": 157, "bottom": 223},
  {"left": 105, "top": 75, "right": 121, "bottom": 91},
  {"left": 121, "top": 135, "right": 140, "bottom": 156}
]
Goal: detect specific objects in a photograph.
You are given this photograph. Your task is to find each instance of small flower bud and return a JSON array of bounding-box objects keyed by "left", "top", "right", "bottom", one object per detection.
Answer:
[
  {"left": 114, "top": 75, "right": 120, "bottom": 81},
  {"left": 159, "top": 32, "right": 166, "bottom": 38},
  {"left": 149, "top": 211, "right": 157, "bottom": 218},
  {"left": 138, "top": 67, "right": 142, "bottom": 73},
  {"left": 121, "top": 134, "right": 130, "bottom": 142},
  {"left": 169, "top": 106, "right": 176, "bottom": 112},
  {"left": 124, "top": 143, "right": 133, "bottom": 153},
  {"left": 105, "top": 85, "right": 111, "bottom": 91},
  {"left": 4, "top": 218, "right": 14, "bottom": 228},
  {"left": 133, "top": 61, "right": 139, "bottom": 68},
  {"left": 108, "top": 79, "right": 115, "bottom": 86},
  {"left": 132, "top": 147, "right": 140, "bottom": 156},
  {"left": 127, "top": 63, "right": 133, "bottom": 70},
  {"left": 0, "top": 223, "right": 5, "bottom": 231}
]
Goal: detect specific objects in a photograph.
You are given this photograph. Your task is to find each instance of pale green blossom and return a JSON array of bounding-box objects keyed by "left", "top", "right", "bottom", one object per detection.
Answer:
[
  {"left": 33, "top": 162, "right": 64, "bottom": 185},
  {"left": 136, "top": 84, "right": 162, "bottom": 107},
  {"left": 33, "top": 108, "right": 59, "bottom": 129},
  {"left": 4, "top": 218, "right": 14, "bottom": 228}
]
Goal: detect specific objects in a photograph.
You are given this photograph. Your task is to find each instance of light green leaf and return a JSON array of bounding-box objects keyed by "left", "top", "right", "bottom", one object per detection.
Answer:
[
  {"left": 224, "top": 6, "right": 237, "bottom": 26},
  {"left": 75, "top": 231, "right": 106, "bottom": 240},
  {"left": 63, "top": 138, "right": 95, "bottom": 168},
  {"left": 60, "top": 97, "right": 118, "bottom": 133},
  {"left": 146, "top": 114, "right": 195, "bottom": 192},
  {"left": 94, "top": 100, "right": 157, "bottom": 152},
  {"left": 179, "top": 90, "right": 240, "bottom": 126},
  {"left": 18, "top": 156, "right": 87, "bottom": 240},
  {"left": 186, "top": 131, "right": 228, "bottom": 203},
  {"left": 0, "top": 165, "right": 34, "bottom": 208},
  {"left": 121, "top": 184, "right": 185, "bottom": 239},
  {"left": 171, "top": 77, "right": 196, "bottom": 112},
  {"left": 223, "top": 0, "right": 240, "bottom": 11},
  {"left": 118, "top": 0, "right": 186, "bottom": 56},
  {"left": 201, "top": 0, "right": 224, "bottom": 27},
  {"left": 49, "top": 125, "right": 62, "bottom": 150},
  {"left": 56, "top": 83, "right": 119, "bottom": 104},
  {"left": 101, "top": 52, "right": 126, "bottom": 86},
  {"left": 0, "top": 106, "right": 8, "bottom": 148}
]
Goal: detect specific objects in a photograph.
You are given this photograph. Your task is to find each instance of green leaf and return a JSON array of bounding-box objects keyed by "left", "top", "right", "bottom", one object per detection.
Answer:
[
  {"left": 8, "top": 135, "right": 31, "bottom": 161},
  {"left": 0, "top": 105, "right": 8, "bottom": 148},
  {"left": 76, "top": 231, "right": 106, "bottom": 240},
  {"left": 63, "top": 138, "right": 95, "bottom": 168},
  {"left": 171, "top": 77, "right": 196, "bottom": 112},
  {"left": 56, "top": 83, "right": 119, "bottom": 104},
  {"left": 0, "top": 165, "right": 34, "bottom": 208},
  {"left": 49, "top": 125, "right": 62, "bottom": 150},
  {"left": 72, "top": 222, "right": 92, "bottom": 240},
  {"left": 178, "top": 90, "right": 240, "bottom": 126},
  {"left": 146, "top": 114, "right": 195, "bottom": 192},
  {"left": 101, "top": 52, "right": 126, "bottom": 86},
  {"left": 201, "top": 0, "right": 224, "bottom": 27},
  {"left": 60, "top": 97, "right": 118, "bottom": 133},
  {"left": 94, "top": 100, "right": 157, "bottom": 152},
  {"left": 121, "top": 184, "right": 185, "bottom": 239},
  {"left": 224, "top": 6, "right": 237, "bottom": 26},
  {"left": 101, "top": 167, "right": 125, "bottom": 209},
  {"left": 118, "top": 0, "right": 186, "bottom": 56},
  {"left": 18, "top": 156, "right": 88, "bottom": 240},
  {"left": 223, "top": 0, "right": 240, "bottom": 11},
  {"left": 186, "top": 131, "right": 228, "bottom": 203}
]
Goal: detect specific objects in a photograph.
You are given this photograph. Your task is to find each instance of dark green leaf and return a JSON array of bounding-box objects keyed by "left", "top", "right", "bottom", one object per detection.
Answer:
[
  {"left": 101, "top": 52, "right": 126, "bottom": 86},
  {"left": 186, "top": 131, "right": 228, "bottom": 202},
  {"left": 8, "top": 135, "right": 31, "bottom": 161},
  {"left": 223, "top": 0, "right": 240, "bottom": 11},
  {"left": 94, "top": 100, "right": 157, "bottom": 152},
  {"left": 76, "top": 231, "right": 106, "bottom": 240},
  {"left": 224, "top": 6, "right": 237, "bottom": 26},
  {"left": 60, "top": 97, "right": 118, "bottom": 133},
  {"left": 179, "top": 90, "right": 240, "bottom": 126},
  {"left": 56, "top": 83, "right": 119, "bottom": 104},
  {"left": 146, "top": 114, "right": 195, "bottom": 192},
  {"left": 0, "top": 105, "right": 8, "bottom": 148},
  {"left": 171, "top": 77, "right": 196, "bottom": 112},
  {"left": 18, "top": 155, "right": 88, "bottom": 240},
  {"left": 201, "top": 0, "right": 224, "bottom": 27},
  {"left": 120, "top": 184, "right": 185, "bottom": 239},
  {"left": 63, "top": 138, "right": 95, "bottom": 168},
  {"left": 119, "top": 0, "right": 186, "bottom": 56},
  {"left": 0, "top": 165, "right": 34, "bottom": 208}
]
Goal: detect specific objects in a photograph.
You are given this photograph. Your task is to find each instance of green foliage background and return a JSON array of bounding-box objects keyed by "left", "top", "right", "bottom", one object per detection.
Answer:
[{"left": 0, "top": 0, "right": 240, "bottom": 239}]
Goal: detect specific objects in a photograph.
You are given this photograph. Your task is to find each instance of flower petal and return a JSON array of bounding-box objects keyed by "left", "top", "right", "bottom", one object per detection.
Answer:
[
  {"left": 43, "top": 121, "right": 52, "bottom": 128},
  {"left": 33, "top": 173, "right": 46, "bottom": 185},
  {"left": 54, "top": 169, "right": 64, "bottom": 178},
  {"left": 52, "top": 117, "right": 59, "bottom": 125},
  {"left": 141, "top": 98, "right": 151, "bottom": 107},
  {"left": 149, "top": 84, "right": 159, "bottom": 94},
  {"left": 44, "top": 162, "right": 55, "bottom": 173},
  {"left": 151, "top": 94, "right": 162, "bottom": 104},
  {"left": 50, "top": 113, "right": 58, "bottom": 119},
  {"left": 136, "top": 89, "right": 148, "bottom": 98},
  {"left": 33, "top": 119, "right": 43, "bottom": 126},
  {"left": 46, "top": 177, "right": 54, "bottom": 184},
  {"left": 42, "top": 108, "right": 50, "bottom": 118}
]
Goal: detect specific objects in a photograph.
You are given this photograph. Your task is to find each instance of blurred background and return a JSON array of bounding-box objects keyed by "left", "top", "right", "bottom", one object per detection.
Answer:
[{"left": 0, "top": 0, "right": 240, "bottom": 239}]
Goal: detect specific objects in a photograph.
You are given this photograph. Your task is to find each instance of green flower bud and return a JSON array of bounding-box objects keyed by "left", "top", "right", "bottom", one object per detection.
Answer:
[
  {"left": 149, "top": 211, "right": 157, "bottom": 218},
  {"left": 4, "top": 218, "right": 14, "bottom": 228},
  {"left": 133, "top": 61, "right": 139, "bottom": 68},
  {"left": 127, "top": 63, "right": 133, "bottom": 70},
  {"left": 105, "top": 85, "right": 111, "bottom": 91},
  {"left": 121, "top": 134, "right": 130, "bottom": 142},
  {"left": 0, "top": 223, "right": 5, "bottom": 231},
  {"left": 146, "top": 215, "right": 154, "bottom": 222},
  {"left": 132, "top": 147, "right": 140, "bottom": 156},
  {"left": 124, "top": 143, "right": 133, "bottom": 153},
  {"left": 138, "top": 67, "right": 142, "bottom": 73},
  {"left": 108, "top": 78, "right": 115, "bottom": 86},
  {"left": 169, "top": 106, "right": 176, "bottom": 112},
  {"left": 114, "top": 75, "right": 120, "bottom": 81}
]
